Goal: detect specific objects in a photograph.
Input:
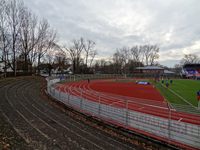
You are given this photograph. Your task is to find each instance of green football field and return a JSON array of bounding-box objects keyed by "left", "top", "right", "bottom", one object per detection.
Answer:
[
  {"left": 155, "top": 79, "right": 200, "bottom": 107},
  {"left": 114, "top": 78, "right": 200, "bottom": 107}
]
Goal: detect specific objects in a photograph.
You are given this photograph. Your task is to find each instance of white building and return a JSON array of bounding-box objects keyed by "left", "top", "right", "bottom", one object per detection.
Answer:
[{"left": 0, "top": 61, "right": 12, "bottom": 73}]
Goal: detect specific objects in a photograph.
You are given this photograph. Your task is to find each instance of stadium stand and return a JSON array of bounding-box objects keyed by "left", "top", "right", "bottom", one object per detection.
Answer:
[{"left": 182, "top": 64, "right": 200, "bottom": 79}]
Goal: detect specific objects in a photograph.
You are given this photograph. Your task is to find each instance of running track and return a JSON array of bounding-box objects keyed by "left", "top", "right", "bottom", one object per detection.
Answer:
[
  {"left": 0, "top": 77, "right": 143, "bottom": 150},
  {"left": 56, "top": 80, "right": 200, "bottom": 125}
]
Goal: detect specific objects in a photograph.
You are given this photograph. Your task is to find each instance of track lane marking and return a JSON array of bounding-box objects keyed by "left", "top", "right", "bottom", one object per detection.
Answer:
[
  {"left": 60, "top": 82, "right": 135, "bottom": 149},
  {"left": 16, "top": 110, "right": 50, "bottom": 140},
  {"left": 3, "top": 81, "right": 51, "bottom": 144},
  {"left": 22, "top": 81, "right": 106, "bottom": 150}
]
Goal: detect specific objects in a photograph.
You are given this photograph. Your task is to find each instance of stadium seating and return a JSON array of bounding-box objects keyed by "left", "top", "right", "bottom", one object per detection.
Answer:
[
  {"left": 184, "top": 68, "right": 200, "bottom": 78},
  {"left": 182, "top": 64, "right": 200, "bottom": 79}
]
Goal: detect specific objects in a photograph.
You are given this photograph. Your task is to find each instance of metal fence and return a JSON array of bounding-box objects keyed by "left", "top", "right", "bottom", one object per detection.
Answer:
[{"left": 47, "top": 77, "right": 200, "bottom": 149}]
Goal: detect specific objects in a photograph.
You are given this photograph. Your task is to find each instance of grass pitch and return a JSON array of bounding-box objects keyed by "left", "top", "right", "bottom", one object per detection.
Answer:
[{"left": 155, "top": 79, "right": 200, "bottom": 107}]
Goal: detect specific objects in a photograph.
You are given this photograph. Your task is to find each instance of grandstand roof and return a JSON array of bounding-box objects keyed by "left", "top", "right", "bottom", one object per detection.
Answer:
[{"left": 183, "top": 63, "right": 200, "bottom": 68}]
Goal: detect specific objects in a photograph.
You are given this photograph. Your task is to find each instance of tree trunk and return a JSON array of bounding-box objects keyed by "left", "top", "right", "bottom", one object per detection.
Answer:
[
  {"left": 37, "top": 54, "right": 41, "bottom": 74},
  {"left": 4, "top": 54, "right": 7, "bottom": 78}
]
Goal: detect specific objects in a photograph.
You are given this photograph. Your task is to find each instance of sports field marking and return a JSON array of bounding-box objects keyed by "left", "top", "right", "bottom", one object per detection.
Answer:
[
  {"left": 159, "top": 83, "right": 197, "bottom": 109},
  {"left": 168, "top": 88, "right": 197, "bottom": 109}
]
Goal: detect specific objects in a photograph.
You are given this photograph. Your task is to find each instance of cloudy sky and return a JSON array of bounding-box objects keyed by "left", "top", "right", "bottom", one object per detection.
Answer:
[{"left": 24, "top": 0, "right": 200, "bottom": 67}]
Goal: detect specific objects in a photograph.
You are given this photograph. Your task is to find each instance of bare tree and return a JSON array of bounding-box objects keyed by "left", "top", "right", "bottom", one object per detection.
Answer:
[
  {"left": 6, "top": 0, "right": 24, "bottom": 76},
  {"left": 54, "top": 50, "right": 66, "bottom": 65},
  {"left": 149, "top": 45, "right": 159, "bottom": 65},
  {"left": 142, "top": 45, "right": 151, "bottom": 66},
  {"left": 142, "top": 44, "right": 159, "bottom": 66},
  {"left": 174, "top": 64, "right": 182, "bottom": 74},
  {"left": 64, "top": 37, "right": 84, "bottom": 73},
  {"left": 112, "top": 44, "right": 159, "bottom": 73},
  {"left": 130, "top": 45, "right": 140, "bottom": 62},
  {"left": 88, "top": 50, "right": 97, "bottom": 68},
  {"left": 112, "top": 50, "right": 124, "bottom": 74},
  {"left": 36, "top": 19, "right": 56, "bottom": 73},
  {"left": 0, "top": 0, "right": 10, "bottom": 76},
  {"left": 115, "top": 47, "right": 130, "bottom": 74},
  {"left": 43, "top": 49, "right": 56, "bottom": 76},
  {"left": 0, "top": 0, "right": 58, "bottom": 76},
  {"left": 83, "top": 40, "right": 95, "bottom": 67},
  {"left": 19, "top": 8, "right": 38, "bottom": 72},
  {"left": 180, "top": 54, "right": 200, "bottom": 65}
]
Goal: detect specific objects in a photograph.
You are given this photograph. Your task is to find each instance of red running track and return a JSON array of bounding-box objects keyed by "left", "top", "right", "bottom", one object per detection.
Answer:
[
  {"left": 55, "top": 80, "right": 200, "bottom": 125},
  {"left": 89, "top": 80, "right": 164, "bottom": 102}
]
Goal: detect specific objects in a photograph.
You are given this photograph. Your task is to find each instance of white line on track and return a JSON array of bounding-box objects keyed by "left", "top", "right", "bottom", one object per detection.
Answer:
[
  {"left": 23, "top": 82, "right": 108, "bottom": 150},
  {"left": 62, "top": 82, "right": 135, "bottom": 149},
  {"left": 108, "top": 100, "right": 124, "bottom": 106},
  {"left": 16, "top": 110, "right": 50, "bottom": 140},
  {"left": 6, "top": 82, "right": 52, "bottom": 140},
  {"left": 1, "top": 111, "right": 31, "bottom": 144},
  {"left": 139, "top": 107, "right": 144, "bottom": 110},
  {"left": 178, "top": 118, "right": 183, "bottom": 122}
]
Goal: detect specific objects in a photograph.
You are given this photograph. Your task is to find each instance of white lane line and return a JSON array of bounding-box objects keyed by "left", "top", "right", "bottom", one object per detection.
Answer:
[
  {"left": 25, "top": 83, "right": 105, "bottom": 150},
  {"left": 1, "top": 111, "right": 31, "bottom": 144},
  {"left": 5, "top": 82, "right": 51, "bottom": 141},
  {"left": 32, "top": 104, "right": 105, "bottom": 150},
  {"left": 54, "top": 82, "right": 133, "bottom": 149},
  {"left": 178, "top": 118, "right": 183, "bottom": 122},
  {"left": 108, "top": 100, "right": 123, "bottom": 106},
  {"left": 139, "top": 107, "right": 144, "bottom": 110},
  {"left": 16, "top": 110, "right": 50, "bottom": 140},
  {"left": 18, "top": 84, "right": 58, "bottom": 132}
]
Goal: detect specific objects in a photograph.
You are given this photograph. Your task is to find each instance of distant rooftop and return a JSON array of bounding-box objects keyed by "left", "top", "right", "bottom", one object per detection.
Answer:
[
  {"left": 136, "top": 66, "right": 164, "bottom": 70},
  {"left": 164, "top": 70, "right": 175, "bottom": 74}
]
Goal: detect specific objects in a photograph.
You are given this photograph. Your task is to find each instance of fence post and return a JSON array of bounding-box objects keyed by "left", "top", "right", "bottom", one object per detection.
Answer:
[
  {"left": 80, "top": 89, "right": 83, "bottom": 109},
  {"left": 168, "top": 103, "right": 171, "bottom": 140},
  {"left": 125, "top": 100, "right": 129, "bottom": 126},
  {"left": 98, "top": 95, "right": 101, "bottom": 116},
  {"left": 59, "top": 86, "right": 61, "bottom": 100},
  {"left": 68, "top": 86, "right": 70, "bottom": 104}
]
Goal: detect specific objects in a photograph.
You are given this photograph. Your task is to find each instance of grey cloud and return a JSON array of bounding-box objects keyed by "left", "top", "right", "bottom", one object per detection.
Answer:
[{"left": 24, "top": 0, "right": 200, "bottom": 67}]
